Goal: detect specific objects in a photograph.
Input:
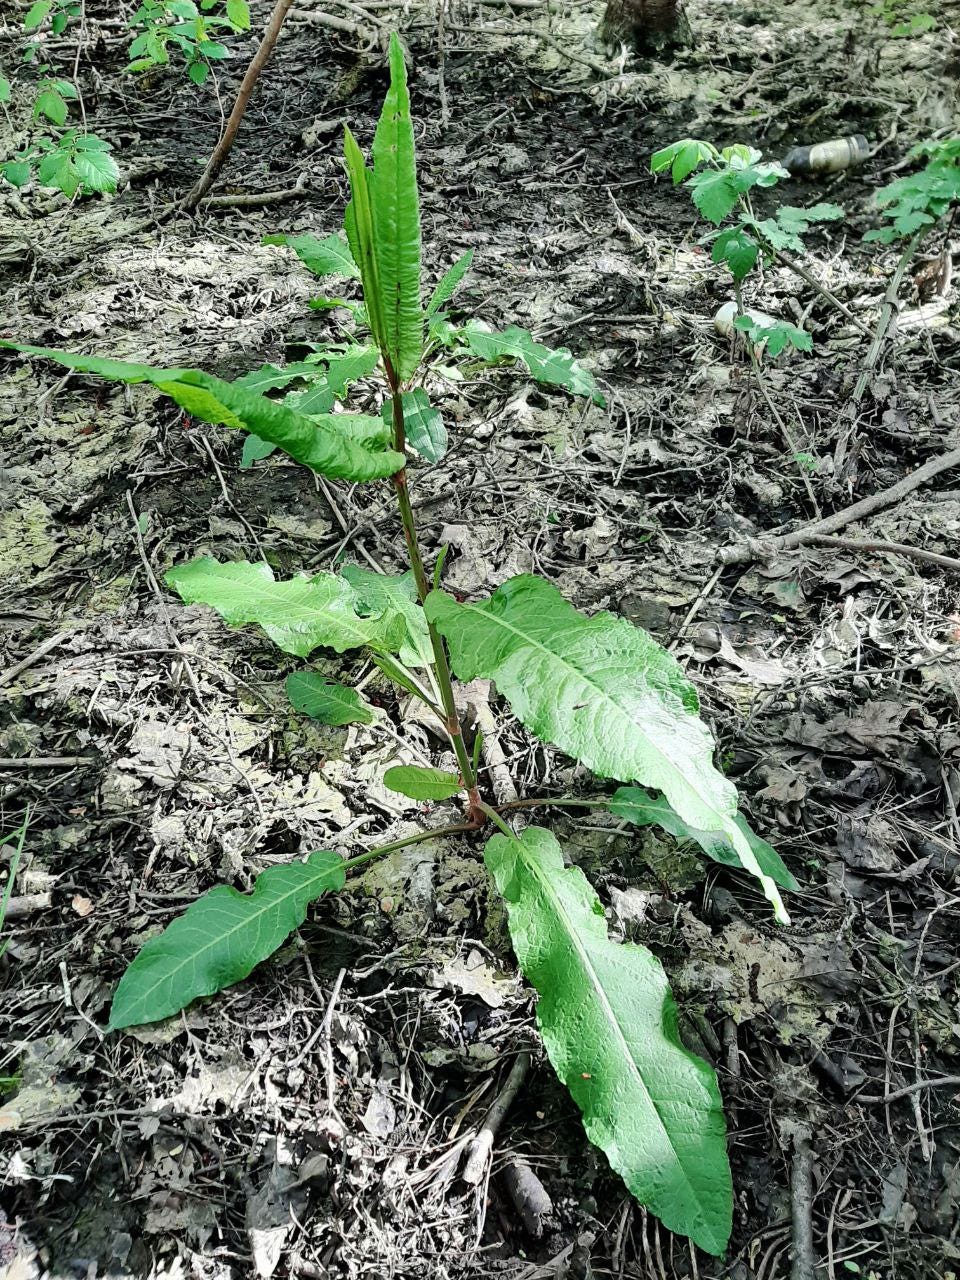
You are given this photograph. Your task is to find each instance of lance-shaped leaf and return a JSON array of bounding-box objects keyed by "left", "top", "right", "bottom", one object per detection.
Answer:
[
  {"left": 286, "top": 673, "right": 374, "bottom": 726},
  {"left": 608, "top": 786, "right": 799, "bottom": 891},
  {"left": 427, "top": 248, "right": 474, "bottom": 315},
  {"left": 383, "top": 388, "right": 447, "bottom": 463},
  {"left": 109, "top": 850, "right": 345, "bottom": 1029},
  {"left": 343, "top": 127, "right": 387, "bottom": 356},
  {"left": 262, "top": 230, "right": 360, "bottom": 279},
  {"left": 457, "top": 322, "right": 605, "bottom": 406},
  {"left": 426, "top": 576, "right": 788, "bottom": 923},
  {"left": 369, "top": 33, "right": 423, "bottom": 380},
  {"left": 486, "top": 826, "right": 732, "bottom": 1255},
  {"left": 384, "top": 765, "right": 461, "bottom": 801},
  {"left": 0, "top": 343, "right": 404, "bottom": 482},
  {"left": 167, "top": 557, "right": 405, "bottom": 657},
  {"left": 342, "top": 565, "right": 432, "bottom": 666}
]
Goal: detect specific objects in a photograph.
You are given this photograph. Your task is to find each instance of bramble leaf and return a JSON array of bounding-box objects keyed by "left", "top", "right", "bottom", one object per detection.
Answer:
[
  {"left": 167, "top": 557, "right": 405, "bottom": 657},
  {"left": 650, "top": 138, "right": 717, "bottom": 183},
  {"left": 263, "top": 231, "right": 360, "bottom": 280},
  {"left": 369, "top": 33, "right": 423, "bottom": 379},
  {"left": 457, "top": 322, "right": 604, "bottom": 405},
  {"left": 486, "top": 826, "right": 732, "bottom": 1255},
  {"left": 426, "top": 575, "right": 788, "bottom": 922},
  {"left": 711, "top": 226, "right": 760, "bottom": 279},
  {"left": 286, "top": 672, "right": 374, "bottom": 726},
  {"left": 71, "top": 145, "right": 119, "bottom": 193},
  {"left": 608, "top": 786, "right": 799, "bottom": 891},
  {"left": 109, "top": 851, "right": 345, "bottom": 1028},
  {"left": 733, "top": 315, "right": 813, "bottom": 356},
  {"left": 0, "top": 343, "right": 404, "bottom": 482},
  {"left": 383, "top": 765, "right": 461, "bottom": 801}
]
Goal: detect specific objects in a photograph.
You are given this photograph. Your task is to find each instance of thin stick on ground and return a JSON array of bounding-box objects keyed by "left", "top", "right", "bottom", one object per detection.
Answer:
[
  {"left": 462, "top": 1051, "right": 531, "bottom": 1184},
  {"left": 182, "top": 0, "right": 296, "bottom": 212}
]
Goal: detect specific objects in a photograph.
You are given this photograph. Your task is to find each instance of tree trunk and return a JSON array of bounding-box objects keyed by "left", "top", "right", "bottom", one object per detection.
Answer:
[{"left": 601, "top": 0, "right": 685, "bottom": 51}]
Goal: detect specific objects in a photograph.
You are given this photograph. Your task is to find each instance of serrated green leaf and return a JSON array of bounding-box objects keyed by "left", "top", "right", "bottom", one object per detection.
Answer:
[
  {"left": 109, "top": 850, "right": 345, "bottom": 1029},
  {"left": 486, "top": 826, "right": 732, "bottom": 1255},
  {"left": 318, "top": 344, "right": 380, "bottom": 397},
  {"left": 608, "top": 786, "right": 799, "bottom": 891},
  {"left": 711, "top": 226, "right": 760, "bottom": 279},
  {"left": 385, "top": 388, "right": 446, "bottom": 462},
  {"left": 167, "top": 557, "right": 405, "bottom": 657},
  {"left": 384, "top": 765, "right": 461, "bottom": 801},
  {"left": 369, "top": 33, "right": 423, "bottom": 380},
  {"left": 286, "top": 672, "right": 373, "bottom": 726},
  {"left": 72, "top": 146, "right": 119, "bottom": 193},
  {"left": 426, "top": 576, "right": 788, "bottom": 922},
  {"left": 427, "top": 249, "right": 474, "bottom": 315},
  {"left": 650, "top": 138, "right": 716, "bottom": 181},
  {"left": 226, "top": 0, "right": 250, "bottom": 29},
  {"left": 0, "top": 343, "right": 404, "bottom": 482},
  {"left": 370, "top": 650, "right": 429, "bottom": 700},
  {"left": 34, "top": 87, "right": 67, "bottom": 125},
  {"left": 234, "top": 361, "right": 321, "bottom": 394},
  {"left": 458, "top": 322, "right": 604, "bottom": 405},
  {"left": 263, "top": 231, "right": 360, "bottom": 280},
  {"left": 733, "top": 316, "right": 812, "bottom": 357},
  {"left": 687, "top": 168, "right": 740, "bottom": 225},
  {"left": 342, "top": 564, "right": 431, "bottom": 666},
  {"left": 2, "top": 160, "right": 31, "bottom": 188}
]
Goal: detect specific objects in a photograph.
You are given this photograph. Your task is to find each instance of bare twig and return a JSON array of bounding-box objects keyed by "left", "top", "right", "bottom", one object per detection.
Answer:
[
  {"left": 788, "top": 1126, "right": 816, "bottom": 1280},
  {"left": 720, "top": 446, "right": 960, "bottom": 565},
  {"left": 183, "top": 0, "right": 296, "bottom": 211},
  {"left": 856, "top": 1075, "right": 960, "bottom": 1104},
  {"left": 795, "top": 533, "right": 960, "bottom": 573},
  {"left": 0, "top": 629, "right": 75, "bottom": 687},
  {"left": 462, "top": 1051, "right": 531, "bottom": 1184}
]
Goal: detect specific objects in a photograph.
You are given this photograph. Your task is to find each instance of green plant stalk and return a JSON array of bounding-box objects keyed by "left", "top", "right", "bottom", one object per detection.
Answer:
[
  {"left": 385, "top": 364, "right": 483, "bottom": 823},
  {"left": 338, "top": 817, "right": 479, "bottom": 875}
]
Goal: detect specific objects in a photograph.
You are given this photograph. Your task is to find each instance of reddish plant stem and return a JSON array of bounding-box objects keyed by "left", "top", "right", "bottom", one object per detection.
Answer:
[{"left": 385, "top": 365, "right": 483, "bottom": 824}]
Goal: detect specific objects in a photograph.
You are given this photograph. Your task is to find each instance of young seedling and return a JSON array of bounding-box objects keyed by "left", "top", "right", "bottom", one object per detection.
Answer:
[
  {"left": 127, "top": 0, "right": 252, "bottom": 85},
  {"left": 2, "top": 38, "right": 801, "bottom": 1256},
  {"left": 651, "top": 138, "right": 844, "bottom": 355}
]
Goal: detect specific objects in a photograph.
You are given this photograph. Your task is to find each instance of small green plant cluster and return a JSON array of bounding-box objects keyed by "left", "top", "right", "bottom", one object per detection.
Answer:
[
  {"left": 0, "top": 0, "right": 249, "bottom": 196},
  {"left": 869, "top": 0, "right": 936, "bottom": 37},
  {"left": 866, "top": 136, "right": 960, "bottom": 244},
  {"left": 2, "top": 38, "right": 802, "bottom": 1255},
  {"left": 651, "top": 138, "right": 844, "bottom": 355},
  {"left": 127, "top": 0, "right": 251, "bottom": 83}
]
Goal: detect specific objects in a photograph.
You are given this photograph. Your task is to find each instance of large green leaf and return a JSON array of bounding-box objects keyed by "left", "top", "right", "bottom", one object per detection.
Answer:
[
  {"left": 369, "top": 33, "right": 423, "bottom": 380},
  {"left": 486, "top": 826, "right": 732, "bottom": 1255},
  {"left": 608, "top": 786, "right": 799, "bottom": 892},
  {"left": 285, "top": 673, "right": 374, "bottom": 726},
  {"left": 426, "top": 576, "right": 788, "bottom": 923},
  {"left": 0, "top": 343, "right": 403, "bottom": 482},
  {"left": 262, "top": 231, "right": 360, "bottom": 279},
  {"left": 167, "top": 557, "right": 405, "bottom": 657},
  {"left": 342, "top": 565, "right": 431, "bottom": 666},
  {"left": 109, "top": 851, "right": 345, "bottom": 1029},
  {"left": 456, "top": 322, "right": 604, "bottom": 406}
]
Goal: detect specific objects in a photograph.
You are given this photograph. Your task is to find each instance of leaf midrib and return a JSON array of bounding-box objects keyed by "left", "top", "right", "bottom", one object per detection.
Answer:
[
  {"left": 222, "top": 575, "right": 378, "bottom": 648},
  {"left": 113, "top": 861, "right": 338, "bottom": 1025},
  {"left": 456, "top": 600, "right": 727, "bottom": 827},
  {"left": 519, "top": 838, "right": 710, "bottom": 1228}
]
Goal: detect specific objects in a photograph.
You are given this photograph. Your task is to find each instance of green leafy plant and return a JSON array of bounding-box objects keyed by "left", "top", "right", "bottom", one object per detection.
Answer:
[
  {"left": 1, "top": 37, "right": 803, "bottom": 1256},
  {"left": 869, "top": 0, "right": 936, "bottom": 36},
  {"left": 127, "top": 0, "right": 252, "bottom": 83},
  {"left": 865, "top": 136, "right": 960, "bottom": 244},
  {"left": 651, "top": 138, "right": 844, "bottom": 356}
]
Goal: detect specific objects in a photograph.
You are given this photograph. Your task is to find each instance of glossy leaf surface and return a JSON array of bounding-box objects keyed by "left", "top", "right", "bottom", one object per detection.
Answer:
[
  {"left": 486, "top": 826, "right": 732, "bottom": 1254},
  {"left": 608, "top": 786, "right": 798, "bottom": 891},
  {"left": 109, "top": 851, "right": 345, "bottom": 1028},
  {"left": 426, "top": 575, "right": 788, "bottom": 922}
]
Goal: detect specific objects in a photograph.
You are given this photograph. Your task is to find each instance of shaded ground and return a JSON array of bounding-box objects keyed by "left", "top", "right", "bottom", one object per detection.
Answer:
[{"left": 2, "top": 1, "right": 960, "bottom": 1276}]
